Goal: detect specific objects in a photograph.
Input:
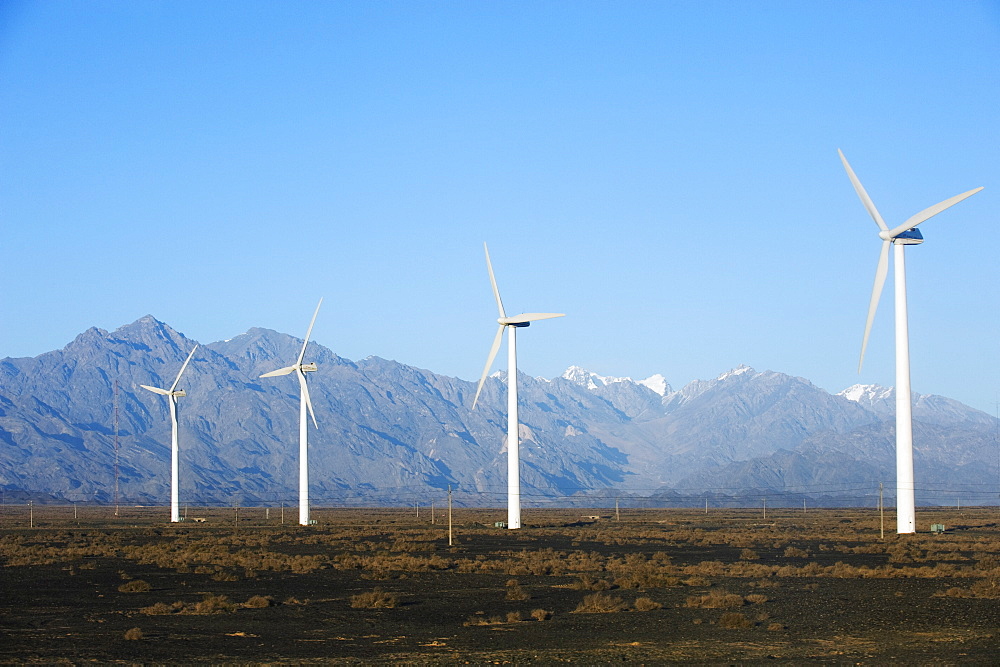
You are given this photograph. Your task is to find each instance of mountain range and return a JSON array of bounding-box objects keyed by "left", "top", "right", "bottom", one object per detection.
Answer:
[{"left": 1, "top": 316, "right": 997, "bottom": 507}]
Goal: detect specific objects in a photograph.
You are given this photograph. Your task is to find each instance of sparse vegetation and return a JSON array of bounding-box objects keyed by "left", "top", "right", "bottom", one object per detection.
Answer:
[
  {"left": 573, "top": 592, "right": 626, "bottom": 613},
  {"left": 5, "top": 506, "right": 1000, "bottom": 662},
  {"left": 350, "top": 588, "right": 399, "bottom": 608},
  {"left": 117, "top": 579, "right": 152, "bottom": 593},
  {"left": 718, "top": 612, "right": 752, "bottom": 629}
]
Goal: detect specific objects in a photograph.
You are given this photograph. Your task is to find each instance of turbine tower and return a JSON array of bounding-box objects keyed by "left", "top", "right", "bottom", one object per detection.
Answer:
[
  {"left": 260, "top": 299, "right": 322, "bottom": 526},
  {"left": 472, "top": 243, "right": 564, "bottom": 530},
  {"left": 839, "top": 149, "right": 982, "bottom": 534},
  {"left": 141, "top": 344, "right": 198, "bottom": 523}
]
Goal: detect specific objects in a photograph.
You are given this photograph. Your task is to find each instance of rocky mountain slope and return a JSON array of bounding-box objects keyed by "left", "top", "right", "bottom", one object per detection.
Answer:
[{"left": 1, "top": 317, "right": 996, "bottom": 506}]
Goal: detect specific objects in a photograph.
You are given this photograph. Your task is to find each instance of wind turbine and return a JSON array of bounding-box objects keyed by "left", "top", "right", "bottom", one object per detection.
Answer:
[
  {"left": 839, "top": 149, "right": 982, "bottom": 534},
  {"left": 472, "top": 243, "right": 564, "bottom": 530},
  {"left": 260, "top": 299, "right": 322, "bottom": 526},
  {"left": 141, "top": 344, "right": 198, "bottom": 523}
]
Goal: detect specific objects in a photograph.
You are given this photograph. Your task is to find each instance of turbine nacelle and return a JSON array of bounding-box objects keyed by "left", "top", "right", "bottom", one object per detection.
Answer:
[
  {"left": 498, "top": 313, "right": 564, "bottom": 327},
  {"left": 879, "top": 228, "right": 924, "bottom": 245}
]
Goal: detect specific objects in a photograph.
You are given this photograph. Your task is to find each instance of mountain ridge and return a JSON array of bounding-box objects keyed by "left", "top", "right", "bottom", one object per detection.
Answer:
[{"left": 1, "top": 316, "right": 996, "bottom": 507}]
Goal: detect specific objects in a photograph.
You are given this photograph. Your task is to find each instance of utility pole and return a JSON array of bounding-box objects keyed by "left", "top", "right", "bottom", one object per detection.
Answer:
[
  {"left": 762, "top": 497, "right": 766, "bottom": 520},
  {"left": 615, "top": 497, "right": 620, "bottom": 522},
  {"left": 29, "top": 500, "right": 33, "bottom": 528},
  {"left": 879, "top": 482, "right": 885, "bottom": 540},
  {"left": 431, "top": 502, "right": 435, "bottom": 525},
  {"left": 448, "top": 485, "right": 453, "bottom": 547}
]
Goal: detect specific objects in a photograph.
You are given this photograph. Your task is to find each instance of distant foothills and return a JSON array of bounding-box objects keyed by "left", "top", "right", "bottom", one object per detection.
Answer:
[{"left": 1, "top": 316, "right": 997, "bottom": 508}]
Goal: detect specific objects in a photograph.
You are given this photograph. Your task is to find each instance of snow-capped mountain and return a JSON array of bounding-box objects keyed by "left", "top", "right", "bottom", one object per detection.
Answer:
[{"left": 559, "top": 365, "right": 672, "bottom": 396}]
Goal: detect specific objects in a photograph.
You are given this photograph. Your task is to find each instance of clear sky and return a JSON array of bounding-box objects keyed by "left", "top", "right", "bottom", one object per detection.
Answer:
[{"left": 2, "top": 1, "right": 997, "bottom": 413}]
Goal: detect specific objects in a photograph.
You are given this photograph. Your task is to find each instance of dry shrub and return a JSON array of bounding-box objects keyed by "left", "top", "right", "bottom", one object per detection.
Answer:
[
  {"left": 531, "top": 608, "right": 551, "bottom": 621},
  {"left": 123, "top": 627, "right": 143, "bottom": 640},
  {"left": 283, "top": 596, "right": 307, "bottom": 606},
  {"left": 505, "top": 579, "right": 530, "bottom": 600},
  {"left": 464, "top": 614, "right": 491, "bottom": 626},
  {"left": 744, "top": 594, "right": 768, "bottom": 604},
  {"left": 117, "top": 579, "right": 151, "bottom": 593},
  {"left": 633, "top": 596, "right": 662, "bottom": 611},
  {"left": 718, "top": 612, "right": 752, "bottom": 629},
  {"left": 140, "top": 601, "right": 183, "bottom": 615},
  {"left": 506, "top": 611, "right": 523, "bottom": 623},
  {"left": 350, "top": 588, "right": 399, "bottom": 609},
  {"left": 194, "top": 593, "right": 237, "bottom": 614},
  {"left": 739, "top": 549, "right": 760, "bottom": 561},
  {"left": 685, "top": 590, "right": 744, "bottom": 609},
  {"left": 243, "top": 595, "right": 273, "bottom": 608},
  {"left": 570, "top": 575, "right": 613, "bottom": 591},
  {"left": 682, "top": 576, "right": 710, "bottom": 587},
  {"left": 783, "top": 546, "right": 809, "bottom": 558},
  {"left": 767, "top": 622, "right": 785, "bottom": 631},
  {"left": 212, "top": 570, "right": 239, "bottom": 582},
  {"left": 574, "top": 592, "right": 625, "bottom": 613}
]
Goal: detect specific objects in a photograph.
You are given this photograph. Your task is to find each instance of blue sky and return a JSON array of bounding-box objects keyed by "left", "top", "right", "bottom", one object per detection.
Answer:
[{"left": 2, "top": 1, "right": 997, "bottom": 413}]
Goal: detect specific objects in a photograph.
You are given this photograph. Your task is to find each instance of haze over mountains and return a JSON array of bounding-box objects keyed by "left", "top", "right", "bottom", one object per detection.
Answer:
[{"left": 1, "top": 317, "right": 997, "bottom": 507}]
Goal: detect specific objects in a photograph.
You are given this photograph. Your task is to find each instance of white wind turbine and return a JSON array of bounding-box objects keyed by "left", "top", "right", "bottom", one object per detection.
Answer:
[
  {"left": 472, "top": 243, "right": 564, "bottom": 530},
  {"left": 260, "top": 299, "right": 323, "bottom": 526},
  {"left": 141, "top": 345, "right": 198, "bottom": 523},
  {"left": 839, "top": 149, "right": 983, "bottom": 534}
]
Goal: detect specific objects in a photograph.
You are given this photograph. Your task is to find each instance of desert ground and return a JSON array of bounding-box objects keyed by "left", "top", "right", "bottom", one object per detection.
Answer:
[{"left": 2, "top": 504, "right": 999, "bottom": 663}]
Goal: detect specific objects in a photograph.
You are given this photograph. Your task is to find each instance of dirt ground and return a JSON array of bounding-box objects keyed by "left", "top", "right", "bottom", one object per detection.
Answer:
[{"left": 2, "top": 505, "right": 999, "bottom": 663}]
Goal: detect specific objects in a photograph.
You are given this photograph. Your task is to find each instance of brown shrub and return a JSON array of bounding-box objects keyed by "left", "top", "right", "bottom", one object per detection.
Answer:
[
  {"left": 194, "top": 594, "right": 237, "bottom": 614},
  {"left": 633, "top": 596, "right": 662, "bottom": 611},
  {"left": 744, "top": 594, "right": 769, "bottom": 604},
  {"left": 718, "top": 612, "right": 752, "bottom": 629},
  {"left": 531, "top": 608, "right": 551, "bottom": 621},
  {"left": 140, "top": 601, "right": 175, "bottom": 615},
  {"left": 739, "top": 549, "right": 760, "bottom": 561},
  {"left": 783, "top": 546, "right": 809, "bottom": 558},
  {"left": 350, "top": 588, "right": 399, "bottom": 609},
  {"left": 506, "top": 610, "right": 523, "bottom": 622},
  {"left": 117, "top": 579, "right": 151, "bottom": 593},
  {"left": 505, "top": 579, "right": 530, "bottom": 600},
  {"left": 570, "top": 575, "right": 613, "bottom": 591},
  {"left": 574, "top": 593, "right": 626, "bottom": 613},
  {"left": 685, "top": 590, "right": 744, "bottom": 609},
  {"left": 123, "top": 627, "right": 143, "bottom": 640},
  {"left": 243, "top": 595, "right": 273, "bottom": 608}
]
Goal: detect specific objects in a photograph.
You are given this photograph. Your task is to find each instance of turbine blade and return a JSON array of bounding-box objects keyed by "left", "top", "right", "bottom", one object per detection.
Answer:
[
  {"left": 260, "top": 365, "right": 297, "bottom": 378},
  {"left": 140, "top": 384, "right": 171, "bottom": 396},
  {"left": 839, "top": 149, "right": 888, "bottom": 232},
  {"left": 297, "top": 298, "right": 323, "bottom": 366},
  {"left": 886, "top": 187, "right": 984, "bottom": 238},
  {"left": 484, "top": 243, "right": 506, "bottom": 319},
  {"left": 298, "top": 369, "right": 318, "bottom": 428},
  {"left": 859, "top": 239, "right": 890, "bottom": 373},
  {"left": 472, "top": 324, "right": 506, "bottom": 409},
  {"left": 503, "top": 312, "right": 566, "bottom": 324},
  {"left": 168, "top": 344, "right": 198, "bottom": 393}
]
